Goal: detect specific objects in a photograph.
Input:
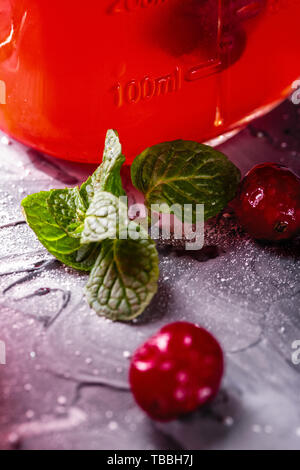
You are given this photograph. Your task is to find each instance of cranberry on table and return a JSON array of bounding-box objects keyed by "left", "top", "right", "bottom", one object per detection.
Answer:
[
  {"left": 235, "top": 163, "right": 300, "bottom": 242},
  {"left": 129, "top": 322, "right": 224, "bottom": 422}
]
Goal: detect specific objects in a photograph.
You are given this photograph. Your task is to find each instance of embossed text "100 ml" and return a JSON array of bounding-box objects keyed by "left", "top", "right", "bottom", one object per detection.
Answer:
[{"left": 113, "top": 66, "right": 182, "bottom": 107}]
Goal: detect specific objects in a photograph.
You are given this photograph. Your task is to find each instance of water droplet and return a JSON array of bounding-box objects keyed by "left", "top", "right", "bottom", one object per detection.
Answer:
[
  {"left": 1, "top": 136, "right": 11, "bottom": 145},
  {"left": 108, "top": 421, "right": 118, "bottom": 431},
  {"left": 256, "top": 131, "right": 265, "bottom": 138},
  {"left": 160, "top": 361, "right": 173, "bottom": 371},
  {"left": 24, "top": 383, "right": 32, "bottom": 392},
  {"left": 176, "top": 371, "right": 188, "bottom": 383},
  {"left": 174, "top": 388, "right": 186, "bottom": 401},
  {"left": 57, "top": 396, "right": 67, "bottom": 406},
  {"left": 198, "top": 387, "right": 212, "bottom": 402},
  {"left": 224, "top": 416, "right": 234, "bottom": 427},
  {"left": 25, "top": 410, "right": 35, "bottom": 420},
  {"left": 7, "top": 432, "right": 20, "bottom": 447},
  {"left": 183, "top": 335, "right": 192, "bottom": 346},
  {"left": 252, "top": 424, "right": 261, "bottom": 433},
  {"left": 123, "top": 350, "right": 131, "bottom": 359}
]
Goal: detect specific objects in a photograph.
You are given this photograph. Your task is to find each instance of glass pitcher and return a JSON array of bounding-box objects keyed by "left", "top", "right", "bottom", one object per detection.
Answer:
[{"left": 0, "top": 0, "right": 299, "bottom": 163}]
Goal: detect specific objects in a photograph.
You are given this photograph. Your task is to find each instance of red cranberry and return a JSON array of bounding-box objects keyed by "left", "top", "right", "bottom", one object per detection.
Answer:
[
  {"left": 129, "top": 322, "right": 224, "bottom": 422},
  {"left": 235, "top": 163, "right": 300, "bottom": 241}
]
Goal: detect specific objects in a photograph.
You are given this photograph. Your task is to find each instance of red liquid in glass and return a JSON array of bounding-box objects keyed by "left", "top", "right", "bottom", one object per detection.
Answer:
[{"left": 0, "top": 0, "right": 299, "bottom": 163}]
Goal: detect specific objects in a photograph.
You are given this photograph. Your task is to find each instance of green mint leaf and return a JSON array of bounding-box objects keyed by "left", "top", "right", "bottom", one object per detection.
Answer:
[
  {"left": 80, "top": 129, "right": 126, "bottom": 206},
  {"left": 131, "top": 140, "right": 241, "bottom": 222},
  {"left": 81, "top": 191, "right": 128, "bottom": 244},
  {"left": 21, "top": 192, "right": 81, "bottom": 255},
  {"left": 85, "top": 238, "right": 159, "bottom": 321},
  {"left": 21, "top": 192, "right": 98, "bottom": 271},
  {"left": 47, "top": 187, "right": 86, "bottom": 238}
]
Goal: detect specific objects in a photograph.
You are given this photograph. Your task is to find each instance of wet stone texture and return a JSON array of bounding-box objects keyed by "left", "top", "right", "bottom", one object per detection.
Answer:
[{"left": 0, "top": 100, "right": 300, "bottom": 450}]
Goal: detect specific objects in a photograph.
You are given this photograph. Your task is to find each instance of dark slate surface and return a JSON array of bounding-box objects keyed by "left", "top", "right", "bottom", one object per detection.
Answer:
[{"left": 0, "top": 99, "right": 300, "bottom": 450}]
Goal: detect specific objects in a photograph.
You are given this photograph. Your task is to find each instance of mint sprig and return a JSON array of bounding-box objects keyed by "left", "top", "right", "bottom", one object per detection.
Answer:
[
  {"left": 21, "top": 130, "right": 240, "bottom": 322},
  {"left": 21, "top": 130, "right": 159, "bottom": 321}
]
